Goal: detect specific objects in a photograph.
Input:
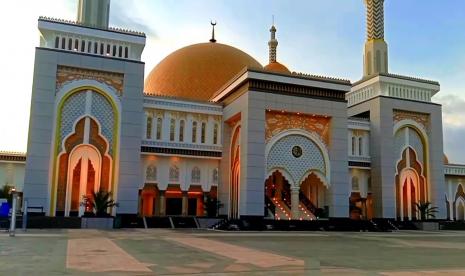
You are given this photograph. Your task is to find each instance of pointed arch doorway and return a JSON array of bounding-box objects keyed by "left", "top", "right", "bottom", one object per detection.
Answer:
[{"left": 66, "top": 145, "right": 102, "bottom": 216}]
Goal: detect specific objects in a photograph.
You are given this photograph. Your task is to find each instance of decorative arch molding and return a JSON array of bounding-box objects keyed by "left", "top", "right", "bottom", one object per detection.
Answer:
[
  {"left": 50, "top": 84, "right": 120, "bottom": 216},
  {"left": 393, "top": 119, "right": 429, "bottom": 159},
  {"left": 455, "top": 196, "right": 465, "bottom": 221},
  {"left": 229, "top": 123, "right": 241, "bottom": 219},
  {"left": 265, "top": 167, "right": 295, "bottom": 187},
  {"left": 265, "top": 129, "right": 331, "bottom": 187}
]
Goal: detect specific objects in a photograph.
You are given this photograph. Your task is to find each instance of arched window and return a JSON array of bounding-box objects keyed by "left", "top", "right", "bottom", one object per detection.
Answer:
[
  {"left": 191, "top": 167, "right": 201, "bottom": 183},
  {"left": 146, "top": 116, "right": 152, "bottom": 139},
  {"left": 87, "top": 41, "right": 92, "bottom": 53},
  {"left": 352, "top": 176, "right": 359, "bottom": 191},
  {"left": 68, "top": 38, "right": 73, "bottom": 50},
  {"left": 61, "top": 37, "right": 66, "bottom": 49},
  {"left": 100, "top": 43, "right": 104, "bottom": 55},
  {"left": 169, "top": 118, "right": 176, "bottom": 141},
  {"left": 124, "top": 47, "right": 129, "bottom": 58},
  {"left": 358, "top": 137, "right": 363, "bottom": 156},
  {"left": 106, "top": 44, "right": 111, "bottom": 55},
  {"left": 55, "top": 36, "right": 60, "bottom": 48},
  {"left": 201, "top": 122, "right": 206, "bottom": 143},
  {"left": 74, "top": 39, "right": 79, "bottom": 50},
  {"left": 94, "top": 42, "right": 98, "bottom": 54},
  {"left": 156, "top": 117, "right": 162, "bottom": 140},
  {"left": 81, "top": 40, "right": 86, "bottom": 52},
  {"left": 146, "top": 165, "right": 157, "bottom": 182},
  {"left": 213, "top": 124, "right": 218, "bottom": 144},
  {"left": 212, "top": 168, "right": 219, "bottom": 184},
  {"left": 351, "top": 136, "right": 356, "bottom": 156},
  {"left": 112, "top": 45, "right": 117, "bottom": 56},
  {"left": 179, "top": 120, "right": 185, "bottom": 142},
  {"left": 118, "top": 46, "right": 123, "bottom": 57},
  {"left": 169, "top": 166, "right": 179, "bottom": 182},
  {"left": 192, "top": 121, "right": 197, "bottom": 143}
]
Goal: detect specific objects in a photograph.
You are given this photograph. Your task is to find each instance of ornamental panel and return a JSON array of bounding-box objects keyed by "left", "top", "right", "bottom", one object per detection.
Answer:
[
  {"left": 60, "top": 91, "right": 86, "bottom": 146},
  {"left": 393, "top": 110, "right": 430, "bottom": 132},
  {"left": 56, "top": 66, "right": 124, "bottom": 96},
  {"left": 91, "top": 92, "right": 114, "bottom": 155},
  {"left": 267, "top": 134, "right": 325, "bottom": 185},
  {"left": 265, "top": 111, "right": 331, "bottom": 145}
]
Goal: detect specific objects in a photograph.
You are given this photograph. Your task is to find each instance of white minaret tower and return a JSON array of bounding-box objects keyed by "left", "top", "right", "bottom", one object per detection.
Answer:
[
  {"left": 363, "top": 0, "right": 388, "bottom": 78},
  {"left": 77, "top": 0, "right": 111, "bottom": 29},
  {"left": 268, "top": 24, "right": 278, "bottom": 63}
]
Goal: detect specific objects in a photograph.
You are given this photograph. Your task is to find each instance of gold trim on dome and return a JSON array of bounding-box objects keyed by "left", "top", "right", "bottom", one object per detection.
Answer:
[
  {"left": 393, "top": 110, "right": 430, "bottom": 132},
  {"left": 56, "top": 66, "right": 124, "bottom": 96},
  {"left": 265, "top": 111, "right": 331, "bottom": 145}
]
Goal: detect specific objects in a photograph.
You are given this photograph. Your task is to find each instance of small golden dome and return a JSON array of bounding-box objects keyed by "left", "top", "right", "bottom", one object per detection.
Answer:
[
  {"left": 264, "top": 61, "right": 291, "bottom": 74},
  {"left": 444, "top": 154, "right": 449, "bottom": 164},
  {"left": 144, "top": 42, "right": 262, "bottom": 101}
]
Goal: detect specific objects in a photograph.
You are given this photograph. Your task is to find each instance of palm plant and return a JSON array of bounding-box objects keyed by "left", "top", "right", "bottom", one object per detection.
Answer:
[
  {"left": 415, "top": 202, "right": 438, "bottom": 221},
  {"left": 89, "top": 189, "right": 118, "bottom": 217}
]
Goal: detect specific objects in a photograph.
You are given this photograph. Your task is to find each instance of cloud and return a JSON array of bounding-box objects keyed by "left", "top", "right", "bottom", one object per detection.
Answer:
[
  {"left": 110, "top": 0, "right": 158, "bottom": 38},
  {"left": 435, "top": 94, "right": 465, "bottom": 127}
]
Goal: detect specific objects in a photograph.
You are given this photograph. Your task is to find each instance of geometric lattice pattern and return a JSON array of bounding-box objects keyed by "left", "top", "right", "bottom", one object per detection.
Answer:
[
  {"left": 59, "top": 90, "right": 115, "bottom": 156},
  {"left": 394, "top": 127, "right": 407, "bottom": 161},
  {"left": 267, "top": 134, "right": 325, "bottom": 185},
  {"left": 60, "top": 91, "right": 86, "bottom": 144},
  {"left": 365, "top": 0, "right": 385, "bottom": 40},
  {"left": 394, "top": 127, "right": 425, "bottom": 164},
  {"left": 408, "top": 128, "right": 424, "bottom": 163},
  {"left": 91, "top": 92, "right": 114, "bottom": 155}
]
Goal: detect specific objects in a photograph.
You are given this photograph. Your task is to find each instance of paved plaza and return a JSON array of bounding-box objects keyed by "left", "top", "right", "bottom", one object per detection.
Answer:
[{"left": 1, "top": 229, "right": 465, "bottom": 275}]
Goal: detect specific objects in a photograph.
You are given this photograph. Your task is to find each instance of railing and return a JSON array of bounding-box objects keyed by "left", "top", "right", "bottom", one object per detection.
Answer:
[
  {"left": 299, "top": 192, "right": 318, "bottom": 215},
  {"left": 444, "top": 164, "right": 465, "bottom": 176},
  {"left": 265, "top": 196, "right": 275, "bottom": 216}
]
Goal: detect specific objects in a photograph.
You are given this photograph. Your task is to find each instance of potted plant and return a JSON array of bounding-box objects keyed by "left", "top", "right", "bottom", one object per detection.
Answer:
[
  {"left": 81, "top": 189, "right": 118, "bottom": 229},
  {"left": 413, "top": 202, "right": 439, "bottom": 230}
]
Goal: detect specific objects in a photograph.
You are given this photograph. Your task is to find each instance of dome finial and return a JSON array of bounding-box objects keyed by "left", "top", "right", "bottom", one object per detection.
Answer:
[{"left": 210, "top": 20, "right": 217, "bottom": 43}]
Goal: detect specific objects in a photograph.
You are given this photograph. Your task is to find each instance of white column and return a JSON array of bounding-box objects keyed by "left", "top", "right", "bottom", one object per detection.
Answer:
[{"left": 291, "top": 187, "right": 300, "bottom": 219}]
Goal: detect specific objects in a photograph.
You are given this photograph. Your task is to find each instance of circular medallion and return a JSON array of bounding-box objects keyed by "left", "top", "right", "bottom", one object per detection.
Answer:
[{"left": 292, "top": 145, "right": 303, "bottom": 158}]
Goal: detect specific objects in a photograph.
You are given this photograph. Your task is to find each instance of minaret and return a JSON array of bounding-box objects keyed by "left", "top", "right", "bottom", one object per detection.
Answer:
[
  {"left": 77, "top": 0, "right": 111, "bottom": 29},
  {"left": 363, "top": 0, "right": 388, "bottom": 78},
  {"left": 268, "top": 24, "right": 278, "bottom": 63}
]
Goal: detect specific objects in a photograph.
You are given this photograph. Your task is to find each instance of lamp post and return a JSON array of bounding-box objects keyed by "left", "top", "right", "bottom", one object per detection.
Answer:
[{"left": 9, "top": 188, "right": 19, "bottom": 237}]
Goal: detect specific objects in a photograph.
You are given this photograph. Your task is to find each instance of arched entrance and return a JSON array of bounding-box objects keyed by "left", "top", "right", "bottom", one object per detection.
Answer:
[
  {"left": 395, "top": 147, "right": 426, "bottom": 220},
  {"left": 265, "top": 131, "right": 330, "bottom": 220},
  {"left": 264, "top": 170, "right": 292, "bottom": 219},
  {"left": 229, "top": 125, "right": 241, "bottom": 219},
  {"left": 399, "top": 168, "right": 419, "bottom": 220},
  {"left": 66, "top": 144, "right": 101, "bottom": 216},
  {"left": 456, "top": 198, "right": 465, "bottom": 221},
  {"left": 139, "top": 184, "right": 158, "bottom": 217}
]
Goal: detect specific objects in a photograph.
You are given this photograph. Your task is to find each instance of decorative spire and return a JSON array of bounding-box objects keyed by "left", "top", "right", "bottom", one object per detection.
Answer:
[
  {"left": 210, "top": 21, "right": 217, "bottom": 43},
  {"left": 365, "top": 0, "right": 385, "bottom": 40},
  {"left": 363, "top": 0, "right": 388, "bottom": 78},
  {"left": 268, "top": 17, "right": 278, "bottom": 63}
]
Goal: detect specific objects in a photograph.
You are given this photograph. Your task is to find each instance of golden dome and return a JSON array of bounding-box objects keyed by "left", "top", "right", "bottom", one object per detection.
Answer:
[
  {"left": 264, "top": 61, "right": 291, "bottom": 74},
  {"left": 444, "top": 154, "right": 449, "bottom": 164},
  {"left": 144, "top": 42, "right": 262, "bottom": 101}
]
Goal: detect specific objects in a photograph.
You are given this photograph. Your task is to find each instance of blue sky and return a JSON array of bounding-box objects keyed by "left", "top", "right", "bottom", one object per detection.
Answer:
[{"left": 1, "top": 0, "right": 465, "bottom": 162}]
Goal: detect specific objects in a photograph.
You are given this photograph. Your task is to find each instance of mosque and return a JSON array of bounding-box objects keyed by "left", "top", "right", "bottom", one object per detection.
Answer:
[{"left": 2, "top": 0, "right": 465, "bottom": 222}]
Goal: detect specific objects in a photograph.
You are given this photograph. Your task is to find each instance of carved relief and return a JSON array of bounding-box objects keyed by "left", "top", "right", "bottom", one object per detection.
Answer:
[
  {"left": 393, "top": 110, "right": 430, "bottom": 132},
  {"left": 56, "top": 66, "right": 124, "bottom": 96},
  {"left": 265, "top": 111, "right": 331, "bottom": 145}
]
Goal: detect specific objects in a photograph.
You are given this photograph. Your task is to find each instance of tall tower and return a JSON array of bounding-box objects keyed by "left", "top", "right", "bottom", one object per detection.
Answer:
[
  {"left": 77, "top": 0, "right": 111, "bottom": 29},
  {"left": 363, "top": 0, "right": 388, "bottom": 78},
  {"left": 347, "top": 1, "right": 445, "bottom": 220},
  {"left": 268, "top": 25, "right": 278, "bottom": 63},
  {"left": 24, "top": 0, "right": 146, "bottom": 216}
]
